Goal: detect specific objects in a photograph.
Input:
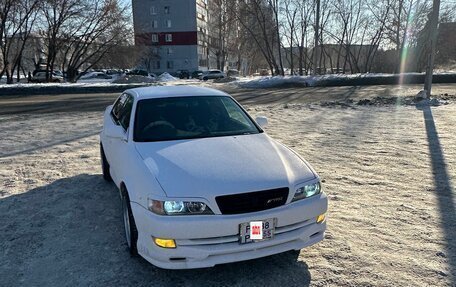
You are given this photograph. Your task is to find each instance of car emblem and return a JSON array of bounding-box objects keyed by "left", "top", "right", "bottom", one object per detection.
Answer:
[{"left": 266, "top": 197, "right": 283, "bottom": 204}]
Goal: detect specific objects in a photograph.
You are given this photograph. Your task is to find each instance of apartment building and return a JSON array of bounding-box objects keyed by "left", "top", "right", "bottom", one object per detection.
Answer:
[{"left": 132, "top": 0, "right": 209, "bottom": 73}]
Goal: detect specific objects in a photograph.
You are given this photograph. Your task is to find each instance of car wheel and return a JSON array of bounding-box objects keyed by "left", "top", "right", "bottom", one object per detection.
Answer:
[
  {"left": 100, "top": 143, "right": 112, "bottom": 182},
  {"left": 121, "top": 185, "right": 138, "bottom": 255}
]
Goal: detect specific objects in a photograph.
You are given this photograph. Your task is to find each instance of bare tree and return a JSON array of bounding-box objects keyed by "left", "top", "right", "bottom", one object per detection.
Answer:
[
  {"left": 39, "top": 0, "right": 84, "bottom": 81},
  {"left": 236, "top": 0, "right": 283, "bottom": 75},
  {"left": 208, "top": 0, "right": 232, "bottom": 70},
  {"left": 282, "top": 0, "right": 297, "bottom": 74},
  {"left": 59, "top": 0, "right": 130, "bottom": 82},
  {"left": 0, "top": 0, "right": 39, "bottom": 83},
  {"left": 294, "top": 0, "right": 314, "bottom": 75},
  {"left": 319, "top": 0, "right": 392, "bottom": 73},
  {"left": 363, "top": 0, "right": 392, "bottom": 72},
  {"left": 268, "top": 0, "right": 284, "bottom": 75},
  {"left": 384, "top": 0, "right": 430, "bottom": 73}
]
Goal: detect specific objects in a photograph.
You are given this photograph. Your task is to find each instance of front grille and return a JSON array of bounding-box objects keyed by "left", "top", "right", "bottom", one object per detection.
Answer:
[{"left": 216, "top": 187, "right": 289, "bottom": 215}]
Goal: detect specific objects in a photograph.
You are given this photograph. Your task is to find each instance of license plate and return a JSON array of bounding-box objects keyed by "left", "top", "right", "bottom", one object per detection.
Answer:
[{"left": 239, "top": 218, "right": 276, "bottom": 244}]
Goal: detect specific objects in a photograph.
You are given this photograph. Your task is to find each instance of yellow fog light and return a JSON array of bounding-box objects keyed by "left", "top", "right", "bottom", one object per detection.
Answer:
[
  {"left": 153, "top": 237, "right": 176, "bottom": 248},
  {"left": 316, "top": 214, "right": 326, "bottom": 224}
]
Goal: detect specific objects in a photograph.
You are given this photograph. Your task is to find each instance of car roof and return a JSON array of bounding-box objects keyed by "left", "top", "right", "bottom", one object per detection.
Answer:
[{"left": 125, "top": 85, "right": 230, "bottom": 100}]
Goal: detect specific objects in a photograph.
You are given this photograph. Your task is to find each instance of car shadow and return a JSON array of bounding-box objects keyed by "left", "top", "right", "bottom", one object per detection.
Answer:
[
  {"left": 0, "top": 174, "right": 311, "bottom": 286},
  {"left": 416, "top": 102, "right": 455, "bottom": 282}
]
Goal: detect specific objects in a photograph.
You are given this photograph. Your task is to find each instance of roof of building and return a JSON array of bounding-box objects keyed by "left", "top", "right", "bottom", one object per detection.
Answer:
[{"left": 125, "top": 85, "right": 229, "bottom": 100}]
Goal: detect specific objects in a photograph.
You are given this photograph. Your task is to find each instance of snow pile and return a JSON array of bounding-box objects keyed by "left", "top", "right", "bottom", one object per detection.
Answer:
[
  {"left": 158, "top": 72, "right": 177, "bottom": 82},
  {"left": 233, "top": 76, "right": 311, "bottom": 88},
  {"left": 112, "top": 75, "right": 156, "bottom": 84},
  {"left": 230, "top": 73, "right": 406, "bottom": 89}
]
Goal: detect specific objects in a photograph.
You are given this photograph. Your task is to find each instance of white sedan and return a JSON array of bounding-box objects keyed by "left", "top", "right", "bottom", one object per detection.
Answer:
[{"left": 100, "top": 86, "right": 327, "bottom": 269}]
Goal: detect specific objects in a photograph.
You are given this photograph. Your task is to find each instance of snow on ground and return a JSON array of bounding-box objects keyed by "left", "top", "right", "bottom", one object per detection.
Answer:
[{"left": 0, "top": 97, "right": 455, "bottom": 286}]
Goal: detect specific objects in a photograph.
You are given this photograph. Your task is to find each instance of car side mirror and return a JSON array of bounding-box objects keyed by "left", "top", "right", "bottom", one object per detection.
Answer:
[
  {"left": 105, "top": 123, "right": 127, "bottom": 141},
  {"left": 255, "top": 116, "right": 268, "bottom": 128}
]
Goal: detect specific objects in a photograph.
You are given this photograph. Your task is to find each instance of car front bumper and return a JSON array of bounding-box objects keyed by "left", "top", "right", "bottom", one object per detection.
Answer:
[{"left": 131, "top": 193, "right": 327, "bottom": 269}]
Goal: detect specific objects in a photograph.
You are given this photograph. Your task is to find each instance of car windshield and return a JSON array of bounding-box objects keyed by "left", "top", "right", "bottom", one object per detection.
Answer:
[{"left": 134, "top": 96, "right": 261, "bottom": 142}]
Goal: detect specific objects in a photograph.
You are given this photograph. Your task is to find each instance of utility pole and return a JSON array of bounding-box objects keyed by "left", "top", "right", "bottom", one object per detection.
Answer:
[
  {"left": 313, "top": 0, "right": 320, "bottom": 75},
  {"left": 423, "top": 0, "right": 441, "bottom": 98}
]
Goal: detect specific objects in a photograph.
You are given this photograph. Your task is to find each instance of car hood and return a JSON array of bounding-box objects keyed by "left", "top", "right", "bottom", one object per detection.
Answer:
[{"left": 134, "top": 133, "right": 316, "bottom": 198}]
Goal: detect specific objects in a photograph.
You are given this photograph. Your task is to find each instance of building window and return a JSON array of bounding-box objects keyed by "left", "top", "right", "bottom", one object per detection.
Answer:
[
  {"left": 167, "top": 48, "right": 173, "bottom": 55},
  {"left": 151, "top": 34, "right": 158, "bottom": 43},
  {"left": 167, "top": 61, "right": 174, "bottom": 69},
  {"left": 166, "top": 20, "right": 172, "bottom": 28},
  {"left": 152, "top": 47, "right": 159, "bottom": 54},
  {"left": 199, "top": 59, "right": 208, "bottom": 67},
  {"left": 164, "top": 6, "right": 170, "bottom": 14},
  {"left": 151, "top": 20, "right": 158, "bottom": 28},
  {"left": 150, "top": 6, "right": 156, "bottom": 15},
  {"left": 153, "top": 60, "right": 160, "bottom": 69},
  {"left": 165, "top": 34, "right": 172, "bottom": 42}
]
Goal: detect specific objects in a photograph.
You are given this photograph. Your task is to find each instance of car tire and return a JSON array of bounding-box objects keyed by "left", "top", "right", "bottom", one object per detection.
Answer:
[
  {"left": 121, "top": 185, "right": 138, "bottom": 256},
  {"left": 100, "top": 143, "right": 113, "bottom": 182},
  {"left": 203, "top": 77, "right": 208, "bottom": 81}
]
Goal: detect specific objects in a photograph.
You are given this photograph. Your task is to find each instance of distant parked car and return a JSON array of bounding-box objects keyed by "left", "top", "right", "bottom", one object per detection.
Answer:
[
  {"left": 81, "top": 72, "right": 112, "bottom": 80},
  {"left": 106, "top": 69, "right": 123, "bottom": 75},
  {"left": 53, "top": 70, "right": 64, "bottom": 77},
  {"left": 30, "top": 71, "right": 63, "bottom": 83},
  {"left": 176, "top": 70, "right": 190, "bottom": 79},
  {"left": 127, "top": 69, "right": 149, "bottom": 77},
  {"left": 191, "top": 70, "right": 203, "bottom": 79},
  {"left": 200, "top": 69, "right": 225, "bottom": 81},
  {"left": 227, "top": 69, "right": 240, "bottom": 77}
]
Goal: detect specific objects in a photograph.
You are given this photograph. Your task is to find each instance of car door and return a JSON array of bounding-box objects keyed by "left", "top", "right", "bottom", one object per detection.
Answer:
[
  {"left": 103, "top": 93, "right": 127, "bottom": 162},
  {"left": 112, "top": 93, "right": 134, "bottom": 182},
  {"left": 105, "top": 93, "right": 134, "bottom": 182}
]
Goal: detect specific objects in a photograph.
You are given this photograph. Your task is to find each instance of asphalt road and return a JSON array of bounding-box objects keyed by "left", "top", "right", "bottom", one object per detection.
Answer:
[{"left": 1, "top": 84, "right": 455, "bottom": 115}]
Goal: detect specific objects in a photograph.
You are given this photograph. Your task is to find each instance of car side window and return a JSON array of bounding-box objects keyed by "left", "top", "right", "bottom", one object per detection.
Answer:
[
  {"left": 119, "top": 96, "right": 134, "bottom": 130},
  {"left": 111, "top": 93, "right": 134, "bottom": 130},
  {"left": 111, "top": 94, "right": 128, "bottom": 123}
]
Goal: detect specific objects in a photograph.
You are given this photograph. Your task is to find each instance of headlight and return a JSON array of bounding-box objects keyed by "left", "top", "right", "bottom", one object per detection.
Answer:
[
  {"left": 292, "top": 182, "right": 321, "bottom": 202},
  {"left": 148, "top": 199, "right": 214, "bottom": 215}
]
